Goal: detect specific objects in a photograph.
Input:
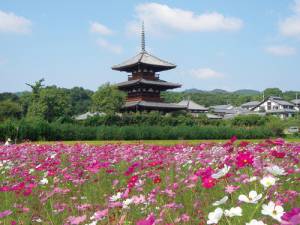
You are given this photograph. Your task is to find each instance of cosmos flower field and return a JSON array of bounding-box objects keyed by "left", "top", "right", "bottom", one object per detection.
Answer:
[{"left": 0, "top": 138, "right": 299, "bottom": 225}]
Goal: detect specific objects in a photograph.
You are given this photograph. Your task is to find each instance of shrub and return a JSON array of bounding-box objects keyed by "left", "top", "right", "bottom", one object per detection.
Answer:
[{"left": 231, "top": 114, "right": 268, "bottom": 127}]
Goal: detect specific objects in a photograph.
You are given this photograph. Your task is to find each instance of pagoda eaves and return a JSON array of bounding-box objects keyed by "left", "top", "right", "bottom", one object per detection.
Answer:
[{"left": 111, "top": 51, "right": 176, "bottom": 73}]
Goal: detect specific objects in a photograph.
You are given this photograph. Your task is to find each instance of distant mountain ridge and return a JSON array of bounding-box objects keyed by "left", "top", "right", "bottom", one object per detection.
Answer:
[{"left": 184, "top": 88, "right": 260, "bottom": 95}]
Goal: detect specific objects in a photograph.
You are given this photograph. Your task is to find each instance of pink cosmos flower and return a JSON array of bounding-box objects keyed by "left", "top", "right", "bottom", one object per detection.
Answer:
[
  {"left": 236, "top": 151, "right": 254, "bottom": 168},
  {"left": 91, "top": 209, "right": 108, "bottom": 221},
  {"left": 202, "top": 177, "right": 216, "bottom": 189},
  {"left": 66, "top": 215, "right": 86, "bottom": 225},
  {"left": 137, "top": 213, "right": 155, "bottom": 225},
  {"left": 225, "top": 185, "right": 240, "bottom": 194},
  {"left": 195, "top": 167, "right": 214, "bottom": 179},
  {"left": 281, "top": 208, "right": 300, "bottom": 225},
  {"left": 0, "top": 210, "right": 12, "bottom": 218}
]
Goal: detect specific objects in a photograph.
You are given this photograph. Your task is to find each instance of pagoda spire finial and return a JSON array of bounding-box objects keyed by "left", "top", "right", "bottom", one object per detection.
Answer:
[{"left": 141, "top": 21, "right": 146, "bottom": 52}]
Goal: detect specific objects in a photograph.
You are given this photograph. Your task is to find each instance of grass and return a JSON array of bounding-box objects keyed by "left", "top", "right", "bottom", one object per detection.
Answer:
[{"left": 35, "top": 138, "right": 300, "bottom": 146}]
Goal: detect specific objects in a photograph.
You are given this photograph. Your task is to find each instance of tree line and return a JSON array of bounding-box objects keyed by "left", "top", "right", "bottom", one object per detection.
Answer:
[{"left": 0, "top": 79, "right": 299, "bottom": 123}]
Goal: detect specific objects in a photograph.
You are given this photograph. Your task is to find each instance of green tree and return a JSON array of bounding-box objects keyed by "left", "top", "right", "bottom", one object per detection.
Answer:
[
  {"left": 69, "top": 87, "right": 93, "bottom": 115},
  {"left": 0, "top": 100, "right": 22, "bottom": 121},
  {"left": 263, "top": 88, "right": 283, "bottom": 98},
  {"left": 27, "top": 87, "right": 71, "bottom": 122},
  {"left": 92, "top": 83, "right": 125, "bottom": 114},
  {"left": 26, "top": 78, "right": 45, "bottom": 100}
]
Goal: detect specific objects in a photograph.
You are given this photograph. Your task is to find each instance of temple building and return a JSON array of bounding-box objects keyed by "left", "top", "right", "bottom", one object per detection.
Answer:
[{"left": 112, "top": 24, "right": 186, "bottom": 112}]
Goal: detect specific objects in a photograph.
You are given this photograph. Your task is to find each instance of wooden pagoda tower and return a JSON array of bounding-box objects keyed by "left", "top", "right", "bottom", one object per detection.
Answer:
[{"left": 112, "top": 24, "right": 186, "bottom": 112}]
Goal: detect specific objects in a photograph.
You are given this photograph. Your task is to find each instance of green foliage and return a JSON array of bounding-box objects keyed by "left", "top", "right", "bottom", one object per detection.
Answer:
[
  {"left": 0, "top": 100, "right": 22, "bottom": 121},
  {"left": 27, "top": 87, "right": 71, "bottom": 122},
  {"left": 231, "top": 114, "right": 269, "bottom": 127},
  {"left": 0, "top": 120, "right": 18, "bottom": 141},
  {"left": 83, "top": 112, "right": 223, "bottom": 127},
  {"left": 263, "top": 88, "right": 283, "bottom": 98},
  {"left": 0, "top": 92, "right": 19, "bottom": 101},
  {"left": 92, "top": 83, "right": 125, "bottom": 114},
  {"left": 95, "top": 126, "right": 276, "bottom": 140},
  {"left": 162, "top": 91, "right": 263, "bottom": 107},
  {"left": 0, "top": 119, "right": 280, "bottom": 141},
  {"left": 68, "top": 87, "right": 93, "bottom": 115},
  {"left": 266, "top": 117, "right": 285, "bottom": 137},
  {"left": 26, "top": 78, "right": 45, "bottom": 100}
]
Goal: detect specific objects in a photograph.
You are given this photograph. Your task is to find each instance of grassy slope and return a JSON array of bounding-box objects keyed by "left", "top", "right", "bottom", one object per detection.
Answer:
[{"left": 35, "top": 138, "right": 300, "bottom": 146}]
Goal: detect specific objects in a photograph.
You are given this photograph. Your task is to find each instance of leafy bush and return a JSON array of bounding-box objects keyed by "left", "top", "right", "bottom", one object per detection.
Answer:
[
  {"left": 231, "top": 114, "right": 268, "bottom": 127},
  {"left": 0, "top": 120, "right": 281, "bottom": 142}
]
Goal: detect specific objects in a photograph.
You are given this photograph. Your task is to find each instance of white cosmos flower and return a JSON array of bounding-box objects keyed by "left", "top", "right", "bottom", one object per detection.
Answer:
[
  {"left": 122, "top": 198, "right": 133, "bottom": 209},
  {"left": 261, "top": 201, "right": 284, "bottom": 222},
  {"left": 39, "top": 178, "right": 48, "bottom": 185},
  {"left": 246, "top": 219, "right": 267, "bottom": 225},
  {"left": 238, "top": 190, "right": 262, "bottom": 204},
  {"left": 260, "top": 176, "right": 277, "bottom": 189},
  {"left": 266, "top": 165, "right": 286, "bottom": 176},
  {"left": 212, "top": 165, "right": 231, "bottom": 179},
  {"left": 85, "top": 221, "right": 97, "bottom": 225},
  {"left": 207, "top": 208, "right": 223, "bottom": 224},
  {"left": 224, "top": 207, "right": 242, "bottom": 217},
  {"left": 109, "top": 192, "right": 122, "bottom": 202},
  {"left": 212, "top": 196, "right": 228, "bottom": 206},
  {"left": 248, "top": 176, "right": 257, "bottom": 182}
]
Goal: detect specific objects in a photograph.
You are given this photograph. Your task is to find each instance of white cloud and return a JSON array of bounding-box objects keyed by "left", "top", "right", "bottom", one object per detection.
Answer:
[
  {"left": 190, "top": 68, "right": 224, "bottom": 79},
  {"left": 90, "top": 21, "right": 113, "bottom": 35},
  {"left": 294, "top": 0, "right": 300, "bottom": 13},
  {"left": 96, "top": 38, "right": 122, "bottom": 54},
  {"left": 127, "top": 3, "right": 243, "bottom": 35},
  {"left": 265, "top": 45, "right": 296, "bottom": 56},
  {"left": 0, "top": 10, "right": 31, "bottom": 34},
  {"left": 279, "top": 0, "right": 300, "bottom": 38}
]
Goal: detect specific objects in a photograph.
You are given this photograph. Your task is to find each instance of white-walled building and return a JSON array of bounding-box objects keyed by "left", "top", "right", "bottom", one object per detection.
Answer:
[
  {"left": 291, "top": 99, "right": 300, "bottom": 111},
  {"left": 251, "top": 96, "right": 297, "bottom": 119}
]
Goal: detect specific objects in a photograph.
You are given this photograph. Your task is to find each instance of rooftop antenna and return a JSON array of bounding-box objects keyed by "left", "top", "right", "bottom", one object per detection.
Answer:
[
  {"left": 141, "top": 21, "right": 146, "bottom": 52},
  {"left": 262, "top": 91, "right": 265, "bottom": 101}
]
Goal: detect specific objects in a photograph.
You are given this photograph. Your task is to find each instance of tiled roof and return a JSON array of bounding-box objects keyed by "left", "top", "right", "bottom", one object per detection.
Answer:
[
  {"left": 123, "top": 101, "right": 186, "bottom": 109},
  {"left": 112, "top": 51, "right": 176, "bottom": 72},
  {"left": 177, "top": 100, "right": 208, "bottom": 111},
  {"left": 241, "top": 101, "right": 260, "bottom": 107},
  {"left": 291, "top": 99, "right": 300, "bottom": 104},
  {"left": 116, "top": 79, "right": 181, "bottom": 89},
  {"left": 272, "top": 99, "right": 294, "bottom": 106},
  {"left": 210, "top": 105, "right": 234, "bottom": 110}
]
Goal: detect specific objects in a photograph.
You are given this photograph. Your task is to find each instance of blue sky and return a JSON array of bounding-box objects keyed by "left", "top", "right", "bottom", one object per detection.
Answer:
[{"left": 0, "top": 0, "right": 300, "bottom": 92}]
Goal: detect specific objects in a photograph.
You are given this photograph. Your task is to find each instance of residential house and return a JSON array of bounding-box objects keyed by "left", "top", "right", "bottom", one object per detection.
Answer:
[{"left": 251, "top": 96, "right": 297, "bottom": 119}]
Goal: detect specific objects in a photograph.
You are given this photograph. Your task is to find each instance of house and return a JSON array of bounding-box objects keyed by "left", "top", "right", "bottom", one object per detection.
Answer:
[
  {"left": 177, "top": 99, "right": 208, "bottom": 114},
  {"left": 291, "top": 99, "right": 300, "bottom": 111},
  {"left": 241, "top": 101, "right": 260, "bottom": 110},
  {"left": 210, "top": 104, "right": 235, "bottom": 116},
  {"left": 251, "top": 96, "right": 297, "bottom": 119}
]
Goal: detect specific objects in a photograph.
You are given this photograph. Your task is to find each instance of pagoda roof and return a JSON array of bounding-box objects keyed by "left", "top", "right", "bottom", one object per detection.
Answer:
[
  {"left": 116, "top": 79, "right": 181, "bottom": 89},
  {"left": 112, "top": 51, "right": 176, "bottom": 72},
  {"left": 123, "top": 101, "right": 186, "bottom": 110}
]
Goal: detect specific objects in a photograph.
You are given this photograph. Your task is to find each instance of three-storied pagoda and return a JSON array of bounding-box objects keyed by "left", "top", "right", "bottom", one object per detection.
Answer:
[{"left": 112, "top": 24, "right": 186, "bottom": 112}]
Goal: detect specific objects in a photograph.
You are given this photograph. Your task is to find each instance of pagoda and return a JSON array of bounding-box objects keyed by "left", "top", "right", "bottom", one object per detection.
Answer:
[{"left": 112, "top": 24, "right": 186, "bottom": 112}]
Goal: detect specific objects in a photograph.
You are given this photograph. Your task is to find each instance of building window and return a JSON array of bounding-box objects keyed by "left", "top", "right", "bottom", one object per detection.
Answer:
[{"left": 267, "top": 102, "right": 271, "bottom": 110}]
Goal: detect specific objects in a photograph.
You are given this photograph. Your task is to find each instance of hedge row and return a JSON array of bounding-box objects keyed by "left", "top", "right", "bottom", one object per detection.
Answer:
[{"left": 0, "top": 119, "right": 278, "bottom": 141}]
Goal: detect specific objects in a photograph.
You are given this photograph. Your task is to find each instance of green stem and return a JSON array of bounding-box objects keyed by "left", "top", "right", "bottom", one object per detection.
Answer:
[{"left": 249, "top": 189, "right": 269, "bottom": 220}]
